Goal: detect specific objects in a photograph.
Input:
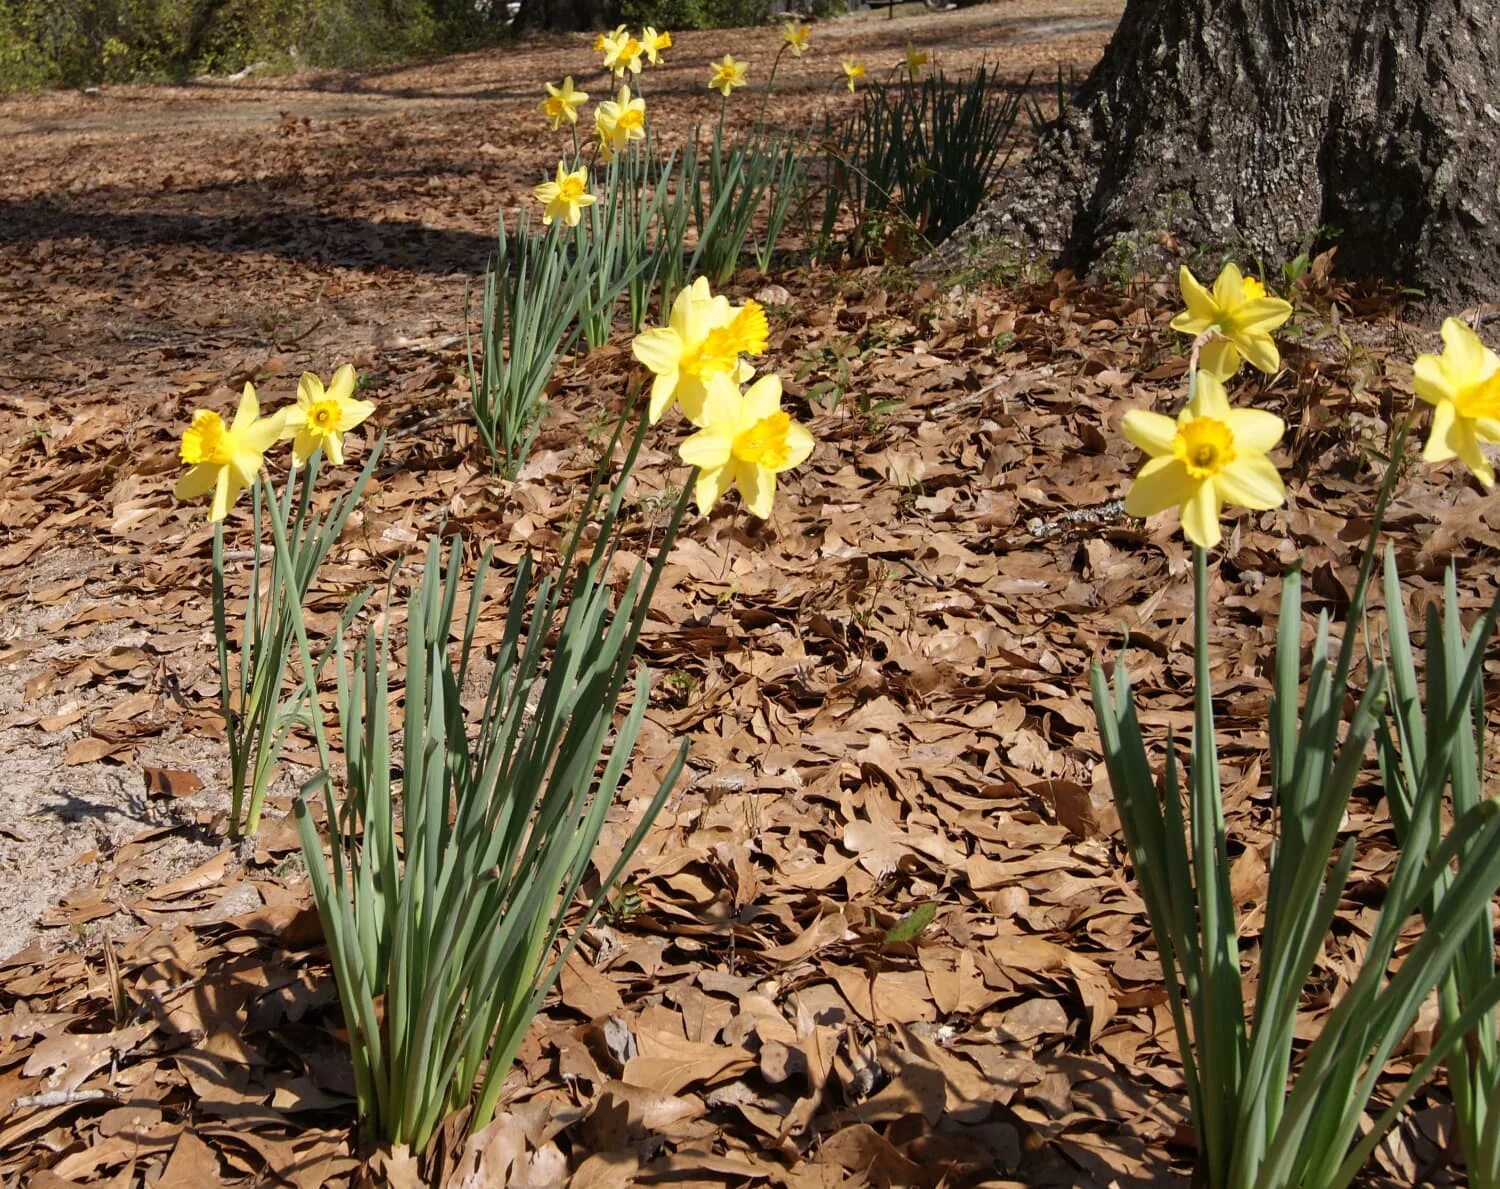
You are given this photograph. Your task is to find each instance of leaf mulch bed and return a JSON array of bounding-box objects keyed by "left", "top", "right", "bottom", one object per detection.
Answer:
[{"left": 0, "top": 5, "right": 1492, "bottom": 1185}]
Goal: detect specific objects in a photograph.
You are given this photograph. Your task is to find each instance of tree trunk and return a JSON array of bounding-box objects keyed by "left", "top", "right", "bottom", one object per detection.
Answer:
[
  {"left": 514, "top": 0, "right": 612, "bottom": 33},
  {"left": 933, "top": 0, "right": 1500, "bottom": 315}
]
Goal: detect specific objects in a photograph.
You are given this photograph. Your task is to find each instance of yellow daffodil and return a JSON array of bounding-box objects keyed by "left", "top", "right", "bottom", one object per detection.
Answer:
[
  {"left": 632, "top": 277, "right": 769, "bottom": 424},
  {"left": 1171, "top": 262, "right": 1293, "bottom": 380},
  {"left": 641, "top": 26, "right": 672, "bottom": 64},
  {"left": 281, "top": 365, "right": 374, "bottom": 467},
  {"left": 539, "top": 76, "right": 588, "bottom": 129},
  {"left": 1413, "top": 317, "right": 1500, "bottom": 487},
  {"left": 175, "top": 383, "right": 286, "bottom": 523},
  {"left": 900, "top": 43, "right": 928, "bottom": 78},
  {"left": 595, "top": 86, "right": 646, "bottom": 161},
  {"left": 782, "top": 20, "right": 810, "bottom": 56},
  {"left": 707, "top": 54, "right": 748, "bottom": 97},
  {"left": 533, "top": 161, "right": 596, "bottom": 227},
  {"left": 601, "top": 28, "right": 644, "bottom": 75},
  {"left": 841, "top": 57, "right": 866, "bottom": 91},
  {"left": 679, "top": 374, "right": 813, "bottom": 518},
  {"left": 1121, "top": 372, "right": 1286, "bottom": 549}
]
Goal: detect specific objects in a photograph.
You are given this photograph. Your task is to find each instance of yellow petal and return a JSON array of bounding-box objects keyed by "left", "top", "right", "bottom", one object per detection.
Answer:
[
  {"left": 1235, "top": 330, "right": 1281, "bottom": 375},
  {"left": 675, "top": 374, "right": 715, "bottom": 426},
  {"left": 324, "top": 432, "right": 346, "bottom": 466},
  {"left": 174, "top": 463, "right": 218, "bottom": 500},
  {"left": 693, "top": 377, "right": 742, "bottom": 432},
  {"left": 1177, "top": 266, "right": 1220, "bottom": 323},
  {"left": 243, "top": 407, "right": 287, "bottom": 453},
  {"left": 1412, "top": 353, "right": 1457, "bottom": 407},
  {"left": 740, "top": 463, "right": 776, "bottom": 519},
  {"left": 1211, "top": 262, "right": 1245, "bottom": 310},
  {"left": 326, "top": 364, "right": 357, "bottom": 403},
  {"left": 782, "top": 421, "right": 815, "bottom": 470},
  {"left": 296, "top": 372, "right": 325, "bottom": 410},
  {"left": 1180, "top": 480, "right": 1222, "bottom": 549},
  {"left": 1235, "top": 297, "right": 1294, "bottom": 334},
  {"left": 291, "top": 428, "right": 321, "bottom": 467},
  {"left": 1121, "top": 409, "right": 1177, "bottom": 457},
  {"left": 1125, "top": 456, "right": 1193, "bottom": 518},
  {"left": 647, "top": 372, "right": 680, "bottom": 424},
  {"left": 337, "top": 398, "right": 375, "bottom": 433},
  {"left": 232, "top": 382, "right": 260, "bottom": 431},
  {"left": 633, "top": 327, "right": 683, "bottom": 374},
  {"left": 1440, "top": 317, "right": 1493, "bottom": 385},
  {"left": 1224, "top": 407, "right": 1285, "bottom": 453},
  {"left": 1171, "top": 310, "right": 1215, "bottom": 335},
  {"left": 1451, "top": 415, "right": 1495, "bottom": 486},
  {"left": 679, "top": 426, "right": 733, "bottom": 469},
  {"left": 210, "top": 468, "right": 234, "bottom": 523},
  {"left": 693, "top": 464, "right": 732, "bottom": 513},
  {"left": 1215, "top": 454, "right": 1285, "bottom": 510},
  {"left": 1422, "top": 400, "right": 1458, "bottom": 462},
  {"left": 742, "top": 374, "right": 783, "bottom": 422},
  {"left": 1190, "top": 372, "right": 1232, "bottom": 420},
  {"left": 1198, "top": 338, "right": 1241, "bottom": 380}
]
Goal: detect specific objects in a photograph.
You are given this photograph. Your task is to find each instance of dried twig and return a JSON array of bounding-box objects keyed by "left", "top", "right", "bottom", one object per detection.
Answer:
[{"left": 14, "top": 1088, "right": 118, "bottom": 1109}]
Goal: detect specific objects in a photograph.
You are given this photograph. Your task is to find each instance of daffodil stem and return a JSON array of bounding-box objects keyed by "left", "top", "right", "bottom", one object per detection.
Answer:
[
  {"left": 1331, "top": 412, "right": 1415, "bottom": 697},
  {"left": 756, "top": 46, "right": 788, "bottom": 132},
  {"left": 1190, "top": 541, "right": 1244, "bottom": 1186}
]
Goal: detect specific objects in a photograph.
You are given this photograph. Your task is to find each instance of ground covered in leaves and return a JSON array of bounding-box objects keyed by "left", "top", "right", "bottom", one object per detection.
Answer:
[{"left": 0, "top": 2, "right": 1495, "bottom": 1184}]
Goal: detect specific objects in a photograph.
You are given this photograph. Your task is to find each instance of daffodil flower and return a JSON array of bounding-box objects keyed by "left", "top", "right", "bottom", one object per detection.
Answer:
[
  {"left": 679, "top": 374, "right": 814, "bottom": 518},
  {"left": 595, "top": 86, "right": 646, "bottom": 161},
  {"left": 841, "top": 57, "right": 866, "bottom": 91},
  {"left": 533, "top": 161, "right": 596, "bottom": 227},
  {"left": 900, "top": 43, "right": 928, "bottom": 78},
  {"left": 601, "top": 29, "right": 643, "bottom": 75},
  {"left": 1413, "top": 317, "right": 1500, "bottom": 487},
  {"left": 281, "top": 365, "right": 374, "bottom": 467},
  {"left": 707, "top": 54, "right": 748, "bottom": 97},
  {"left": 782, "top": 20, "right": 810, "bottom": 56},
  {"left": 539, "top": 77, "right": 588, "bottom": 129},
  {"left": 1171, "top": 262, "right": 1293, "bottom": 380},
  {"left": 632, "top": 277, "right": 768, "bottom": 423},
  {"left": 641, "top": 26, "right": 672, "bottom": 64},
  {"left": 1121, "top": 372, "right": 1286, "bottom": 549},
  {"left": 175, "top": 383, "right": 286, "bottom": 522}
]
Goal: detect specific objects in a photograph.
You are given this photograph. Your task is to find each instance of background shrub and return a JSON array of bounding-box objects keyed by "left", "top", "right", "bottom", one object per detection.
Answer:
[{"left": 0, "top": 0, "right": 505, "bottom": 91}]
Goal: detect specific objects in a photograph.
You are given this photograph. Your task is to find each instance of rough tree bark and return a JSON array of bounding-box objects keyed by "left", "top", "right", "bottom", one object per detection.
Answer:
[
  {"left": 514, "top": 0, "right": 611, "bottom": 33},
  {"left": 932, "top": 0, "right": 1500, "bottom": 314}
]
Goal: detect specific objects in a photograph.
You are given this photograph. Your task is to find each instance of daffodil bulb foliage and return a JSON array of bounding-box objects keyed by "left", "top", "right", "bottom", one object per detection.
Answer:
[
  {"left": 1413, "top": 317, "right": 1500, "bottom": 488},
  {"left": 1122, "top": 372, "right": 1286, "bottom": 550},
  {"left": 176, "top": 383, "right": 286, "bottom": 523},
  {"left": 680, "top": 375, "right": 814, "bottom": 519},
  {"left": 1171, "top": 263, "right": 1293, "bottom": 381},
  {"left": 282, "top": 365, "right": 375, "bottom": 466},
  {"left": 632, "top": 277, "right": 768, "bottom": 424}
]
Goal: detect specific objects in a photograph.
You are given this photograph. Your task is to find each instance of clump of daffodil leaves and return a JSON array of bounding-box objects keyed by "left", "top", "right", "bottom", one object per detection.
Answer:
[
  {"left": 174, "top": 366, "right": 379, "bottom": 839},
  {"left": 1094, "top": 270, "right": 1500, "bottom": 1189}
]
